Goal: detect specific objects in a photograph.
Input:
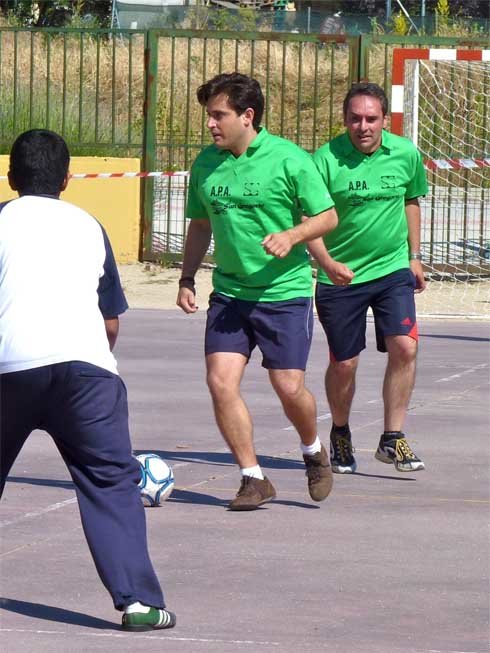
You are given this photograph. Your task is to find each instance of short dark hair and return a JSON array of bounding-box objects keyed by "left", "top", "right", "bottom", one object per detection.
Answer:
[
  {"left": 197, "top": 72, "right": 264, "bottom": 130},
  {"left": 9, "top": 129, "right": 70, "bottom": 196},
  {"left": 343, "top": 82, "right": 389, "bottom": 117}
]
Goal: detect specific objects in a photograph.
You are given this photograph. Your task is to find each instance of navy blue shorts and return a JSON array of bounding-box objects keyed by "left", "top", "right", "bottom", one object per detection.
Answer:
[
  {"left": 205, "top": 292, "right": 314, "bottom": 370},
  {"left": 315, "top": 268, "right": 418, "bottom": 362}
]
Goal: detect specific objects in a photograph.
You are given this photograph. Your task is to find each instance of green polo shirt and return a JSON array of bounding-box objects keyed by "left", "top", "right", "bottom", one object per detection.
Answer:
[
  {"left": 186, "top": 128, "right": 334, "bottom": 301},
  {"left": 313, "top": 130, "right": 428, "bottom": 285}
]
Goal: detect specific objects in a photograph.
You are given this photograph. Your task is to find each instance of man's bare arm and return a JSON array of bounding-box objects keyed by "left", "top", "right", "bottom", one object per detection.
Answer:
[
  {"left": 176, "top": 219, "right": 213, "bottom": 313},
  {"left": 104, "top": 317, "right": 119, "bottom": 351},
  {"left": 261, "top": 207, "right": 338, "bottom": 259},
  {"left": 307, "top": 237, "right": 355, "bottom": 285},
  {"left": 405, "top": 198, "right": 426, "bottom": 293}
]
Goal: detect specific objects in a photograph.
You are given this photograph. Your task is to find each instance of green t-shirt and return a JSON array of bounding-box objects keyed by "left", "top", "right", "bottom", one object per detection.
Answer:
[
  {"left": 186, "top": 128, "right": 334, "bottom": 301},
  {"left": 313, "top": 130, "right": 428, "bottom": 285}
]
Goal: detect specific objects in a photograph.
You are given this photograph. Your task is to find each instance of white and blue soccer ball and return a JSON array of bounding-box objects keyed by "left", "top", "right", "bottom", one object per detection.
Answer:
[{"left": 135, "top": 453, "right": 175, "bottom": 507}]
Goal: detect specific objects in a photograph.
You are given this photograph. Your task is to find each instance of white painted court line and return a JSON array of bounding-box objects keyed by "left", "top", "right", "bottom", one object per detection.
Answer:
[
  {"left": 172, "top": 410, "right": 331, "bottom": 444},
  {"left": 426, "top": 650, "right": 485, "bottom": 653},
  {"left": 283, "top": 411, "right": 331, "bottom": 430},
  {"left": 435, "top": 362, "right": 489, "bottom": 383},
  {"left": 2, "top": 358, "right": 486, "bottom": 532},
  {"left": 0, "top": 497, "right": 77, "bottom": 528},
  {"left": 316, "top": 411, "right": 332, "bottom": 421},
  {"left": 193, "top": 485, "right": 488, "bottom": 505},
  {"left": 0, "top": 630, "right": 484, "bottom": 652},
  {"left": 0, "top": 628, "right": 280, "bottom": 645}
]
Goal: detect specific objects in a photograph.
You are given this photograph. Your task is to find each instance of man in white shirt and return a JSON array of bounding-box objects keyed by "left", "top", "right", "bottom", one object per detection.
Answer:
[{"left": 0, "top": 129, "right": 175, "bottom": 631}]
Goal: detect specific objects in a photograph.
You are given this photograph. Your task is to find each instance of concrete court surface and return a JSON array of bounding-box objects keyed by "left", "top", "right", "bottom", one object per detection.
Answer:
[{"left": 1, "top": 309, "right": 489, "bottom": 653}]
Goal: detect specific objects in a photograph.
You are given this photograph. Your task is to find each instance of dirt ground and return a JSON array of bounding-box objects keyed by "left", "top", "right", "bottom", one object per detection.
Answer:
[
  {"left": 119, "top": 262, "right": 490, "bottom": 319},
  {"left": 119, "top": 263, "right": 214, "bottom": 310}
]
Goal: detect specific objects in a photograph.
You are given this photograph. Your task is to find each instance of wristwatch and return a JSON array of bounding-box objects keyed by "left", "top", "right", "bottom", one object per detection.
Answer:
[
  {"left": 179, "top": 275, "right": 196, "bottom": 292},
  {"left": 409, "top": 252, "right": 423, "bottom": 260}
]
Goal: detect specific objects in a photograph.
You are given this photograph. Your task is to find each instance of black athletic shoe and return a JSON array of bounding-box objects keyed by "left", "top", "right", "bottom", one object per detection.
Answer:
[
  {"left": 330, "top": 429, "right": 357, "bottom": 474},
  {"left": 375, "top": 434, "right": 425, "bottom": 472}
]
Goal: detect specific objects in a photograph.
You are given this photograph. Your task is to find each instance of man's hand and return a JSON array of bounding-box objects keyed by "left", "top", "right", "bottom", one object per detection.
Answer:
[
  {"left": 177, "top": 287, "right": 198, "bottom": 313},
  {"left": 261, "top": 231, "right": 294, "bottom": 258},
  {"left": 324, "top": 260, "right": 355, "bottom": 286},
  {"left": 262, "top": 208, "right": 338, "bottom": 259},
  {"left": 410, "top": 260, "right": 427, "bottom": 293}
]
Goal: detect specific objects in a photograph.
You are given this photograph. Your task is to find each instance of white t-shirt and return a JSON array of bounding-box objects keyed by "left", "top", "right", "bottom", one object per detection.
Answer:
[{"left": 0, "top": 195, "right": 128, "bottom": 375}]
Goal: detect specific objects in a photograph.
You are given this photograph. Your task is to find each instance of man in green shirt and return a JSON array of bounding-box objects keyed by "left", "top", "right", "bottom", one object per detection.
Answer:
[
  {"left": 310, "top": 82, "right": 427, "bottom": 475},
  {"left": 176, "top": 72, "right": 338, "bottom": 510}
]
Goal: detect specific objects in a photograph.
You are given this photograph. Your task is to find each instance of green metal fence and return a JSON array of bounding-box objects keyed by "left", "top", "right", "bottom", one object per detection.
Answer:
[
  {"left": 143, "top": 30, "right": 359, "bottom": 258},
  {"left": 0, "top": 27, "right": 488, "bottom": 278},
  {"left": 0, "top": 28, "right": 146, "bottom": 156},
  {"left": 145, "top": 31, "right": 490, "bottom": 270}
]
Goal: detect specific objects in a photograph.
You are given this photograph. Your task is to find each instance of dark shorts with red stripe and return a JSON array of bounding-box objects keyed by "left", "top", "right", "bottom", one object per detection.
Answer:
[
  {"left": 315, "top": 268, "right": 418, "bottom": 362},
  {"left": 205, "top": 292, "right": 314, "bottom": 370}
]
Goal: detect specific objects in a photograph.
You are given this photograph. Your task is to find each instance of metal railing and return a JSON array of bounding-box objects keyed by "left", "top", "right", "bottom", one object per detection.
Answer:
[
  {"left": 143, "top": 29, "right": 358, "bottom": 258},
  {"left": 0, "top": 28, "right": 146, "bottom": 156},
  {"left": 0, "top": 27, "right": 488, "bottom": 271}
]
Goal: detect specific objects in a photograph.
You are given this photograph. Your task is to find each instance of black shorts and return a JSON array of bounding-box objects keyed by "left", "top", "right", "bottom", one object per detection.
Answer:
[
  {"left": 315, "top": 268, "right": 418, "bottom": 362},
  {"left": 205, "top": 292, "right": 314, "bottom": 370}
]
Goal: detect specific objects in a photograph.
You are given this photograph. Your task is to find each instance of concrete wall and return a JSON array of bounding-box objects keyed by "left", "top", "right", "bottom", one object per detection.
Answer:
[{"left": 0, "top": 156, "right": 141, "bottom": 263}]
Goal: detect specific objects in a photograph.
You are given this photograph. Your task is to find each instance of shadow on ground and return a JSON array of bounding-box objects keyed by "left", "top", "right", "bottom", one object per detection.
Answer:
[{"left": 0, "top": 598, "right": 117, "bottom": 630}]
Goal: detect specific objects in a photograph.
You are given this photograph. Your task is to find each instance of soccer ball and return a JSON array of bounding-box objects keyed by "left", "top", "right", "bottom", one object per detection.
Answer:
[{"left": 135, "top": 453, "right": 175, "bottom": 507}]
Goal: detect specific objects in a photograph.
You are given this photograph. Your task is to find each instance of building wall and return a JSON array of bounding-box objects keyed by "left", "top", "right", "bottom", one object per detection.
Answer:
[{"left": 0, "top": 157, "right": 141, "bottom": 263}]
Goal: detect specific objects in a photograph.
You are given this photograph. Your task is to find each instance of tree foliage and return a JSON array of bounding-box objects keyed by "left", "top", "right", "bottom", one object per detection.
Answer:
[
  {"left": 304, "top": 0, "right": 488, "bottom": 19},
  {"left": 0, "top": 1, "right": 112, "bottom": 27},
  {"left": 0, "top": 0, "right": 487, "bottom": 27}
]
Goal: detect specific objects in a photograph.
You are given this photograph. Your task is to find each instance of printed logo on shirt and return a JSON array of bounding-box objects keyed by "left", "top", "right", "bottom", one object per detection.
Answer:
[
  {"left": 348, "top": 180, "right": 369, "bottom": 191},
  {"left": 210, "top": 199, "right": 265, "bottom": 216},
  {"left": 210, "top": 185, "right": 230, "bottom": 197},
  {"left": 380, "top": 176, "right": 397, "bottom": 189},
  {"left": 348, "top": 192, "right": 400, "bottom": 208},
  {"left": 207, "top": 183, "right": 264, "bottom": 215},
  {"left": 243, "top": 182, "right": 260, "bottom": 197},
  {"left": 210, "top": 200, "right": 229, "bottom": 215}
]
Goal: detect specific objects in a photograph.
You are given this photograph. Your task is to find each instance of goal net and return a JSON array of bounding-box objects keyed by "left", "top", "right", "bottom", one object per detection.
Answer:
[{"left": 391, "top": 48, "right": 490, "bottom": 319}]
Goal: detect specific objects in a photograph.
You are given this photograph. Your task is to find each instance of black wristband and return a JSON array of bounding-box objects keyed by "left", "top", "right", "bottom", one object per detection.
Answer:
[{"left": 179, "top": 276, "right": 196, "bottom": 292}]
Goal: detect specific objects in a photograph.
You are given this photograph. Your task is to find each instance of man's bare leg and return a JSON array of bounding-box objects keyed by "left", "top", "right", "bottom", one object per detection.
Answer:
[
  {"left": 268, "top": 368, "right": 317, "bottom": 445},
  {"left": 206, "top": 352, "right": 256, "bottom": 468}
]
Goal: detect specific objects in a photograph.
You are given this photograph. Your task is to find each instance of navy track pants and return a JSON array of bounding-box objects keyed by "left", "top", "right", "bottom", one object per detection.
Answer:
[{"left": 0, "top": 360, "right": 165, "bottom": 611}]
